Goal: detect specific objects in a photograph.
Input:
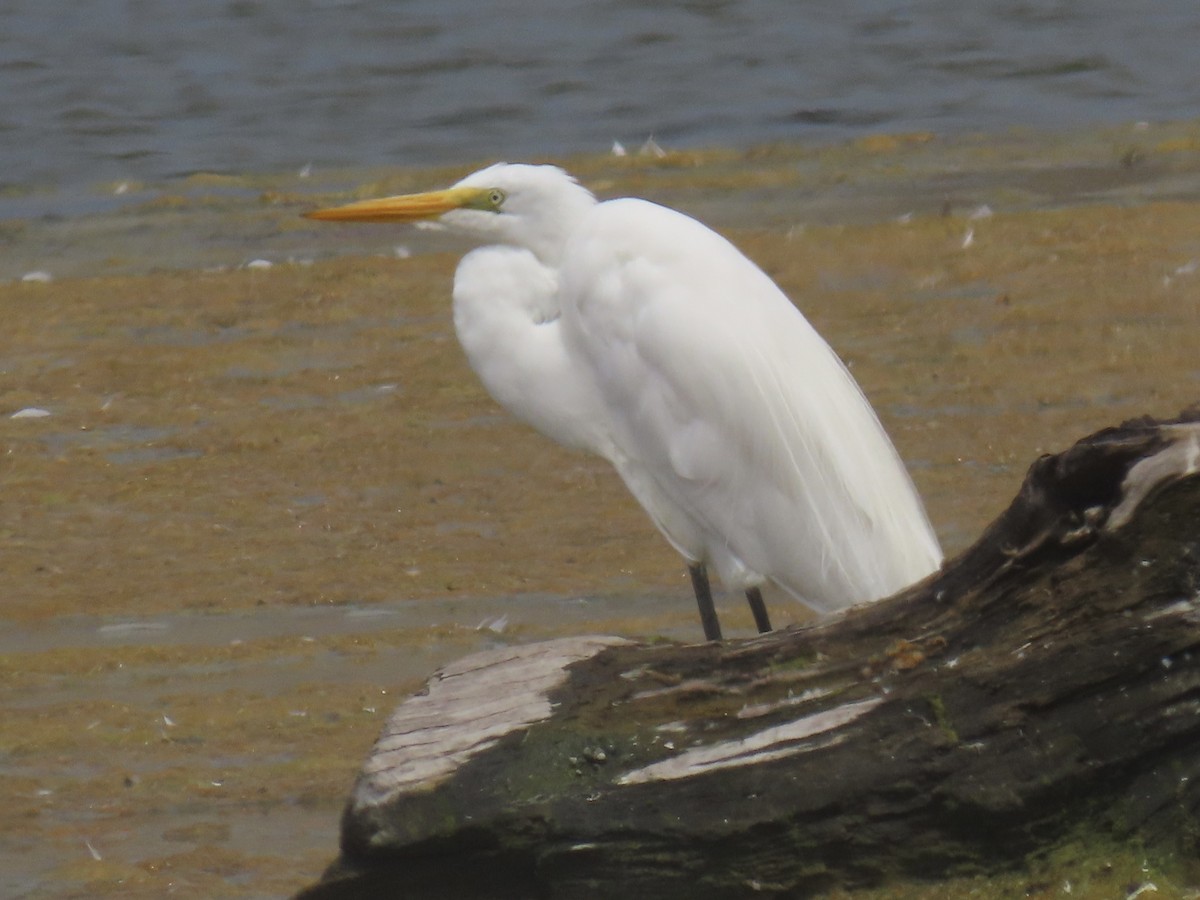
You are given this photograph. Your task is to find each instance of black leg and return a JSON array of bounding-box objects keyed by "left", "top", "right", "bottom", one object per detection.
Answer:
[
  {"left": 687, "top": 563, "right": 723, "bottom": 641},
  {"left": 744, "top": 586, "right": 773, "bottom": 633}
]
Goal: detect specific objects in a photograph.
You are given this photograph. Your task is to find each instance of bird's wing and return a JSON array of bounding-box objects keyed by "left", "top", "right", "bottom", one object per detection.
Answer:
[
  {"left": 453, "top": 246, "right": 614, "bottom": 456},
  {"left": 560, "top": 199, "right": 941, "bottom": 610}
]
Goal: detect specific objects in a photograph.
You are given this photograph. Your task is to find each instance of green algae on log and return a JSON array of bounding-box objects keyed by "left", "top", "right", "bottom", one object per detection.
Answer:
[{"left": 300, "top": 410, "right": 1200, "bottom": 899}]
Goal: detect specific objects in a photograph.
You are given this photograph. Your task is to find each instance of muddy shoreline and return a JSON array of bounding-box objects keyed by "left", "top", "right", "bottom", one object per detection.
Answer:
[{"left": 3, "top": 124, "right": 1200, "bottom": 897}]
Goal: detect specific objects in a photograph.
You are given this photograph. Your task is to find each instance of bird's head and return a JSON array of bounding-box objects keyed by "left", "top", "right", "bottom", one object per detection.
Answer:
[{"left": 304, "top": 163, "right": 595, "bottom": 265}]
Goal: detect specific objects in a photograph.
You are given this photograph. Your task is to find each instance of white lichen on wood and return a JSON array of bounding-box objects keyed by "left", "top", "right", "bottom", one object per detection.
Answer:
[
  {"left": 354, "top": 635, "right": 629, "bottom": 806},
  {"left": 736, "top": 687, "right": 834, "bottom": 720},
  {"left": 617, "top": 697, "right": 881, "bottom": 785},
  {"left": 1107, "top": 423, "right": 1200, "bottom": 532}
]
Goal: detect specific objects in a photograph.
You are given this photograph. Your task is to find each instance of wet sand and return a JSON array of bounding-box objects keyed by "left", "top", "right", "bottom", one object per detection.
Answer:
[{"left": 3, "top": 124, "right": 1200, "bottom": 897}]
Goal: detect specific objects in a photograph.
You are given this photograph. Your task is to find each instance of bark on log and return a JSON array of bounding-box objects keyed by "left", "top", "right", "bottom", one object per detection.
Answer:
[{"left": 299, "top": 411, "right": 1200, "bottom": 899}]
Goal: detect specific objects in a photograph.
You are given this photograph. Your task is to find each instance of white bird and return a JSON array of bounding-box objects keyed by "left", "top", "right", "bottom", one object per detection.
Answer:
[{"left": 305, "top": 163, "right": 942, "bottom": 640}]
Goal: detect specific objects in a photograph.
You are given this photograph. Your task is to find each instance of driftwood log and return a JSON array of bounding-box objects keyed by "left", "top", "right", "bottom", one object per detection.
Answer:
[{"left": 300, "top": 411, "right": 1200, "bottom": 899}]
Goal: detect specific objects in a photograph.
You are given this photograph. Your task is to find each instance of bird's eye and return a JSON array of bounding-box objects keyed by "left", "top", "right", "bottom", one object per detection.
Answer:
[{"left": 487, "top": 189, "right": 506, "bottom": 209}]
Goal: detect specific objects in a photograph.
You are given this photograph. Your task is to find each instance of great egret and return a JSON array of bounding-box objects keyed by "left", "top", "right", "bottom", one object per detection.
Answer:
[{"left": 305, "top": 163, "right": 942, "bottom": 640}]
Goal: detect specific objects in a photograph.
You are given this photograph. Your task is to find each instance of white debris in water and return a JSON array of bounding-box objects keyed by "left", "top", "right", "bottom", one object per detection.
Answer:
[
  {"left": 21, "top": 270, "right": 52, "bottom": 283},
  {"left": 639, "top": 136, "right": 666, "bottom": 158},
  {"left": 244, "top": 258, "right": 273, "bottom": 270},
  {"left": 1162, "top": 260, "right": 1197, "bottom": 287},
  {"left": 969, "top": 204, "right": 994, "bottom": 219},
  {"left": 85, "top": 839, "right": 102, "bottom": 861},
  {"left": 11, "top": 407, "right": 51, "bottom": 419},
  {"left": 114, "top": 181, "right": 130, "bottom": 195},
  {"left": 394, "top": 245, "right": 412, "bottom": 259},
  {"left": 961, "top": 227, "right": 975, "bottom": 249},
  {"left": 298, "top": 162, "right": 313, "bottom": 178},
  {"left": 477, "top": 614, "right": 509, "bottom": 634},
  {"left": 896, "top": 211, "right": 914, "bottom": 224},
  {"left": 611, "top": 140, "right": 627, "bottom": 157},
  {"left": 98, "top": 621, "right": 168, "bottom": 638}
]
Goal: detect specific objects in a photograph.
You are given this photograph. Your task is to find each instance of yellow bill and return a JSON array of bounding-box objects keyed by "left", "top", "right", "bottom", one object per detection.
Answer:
[{"left": 304, "top": 185, "right": 496, "bottom": 223}]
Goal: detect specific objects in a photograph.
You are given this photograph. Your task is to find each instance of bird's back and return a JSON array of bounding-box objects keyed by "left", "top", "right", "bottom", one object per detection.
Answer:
[{"left": 559, "top": 198, "right": 941, "bottom": 611}]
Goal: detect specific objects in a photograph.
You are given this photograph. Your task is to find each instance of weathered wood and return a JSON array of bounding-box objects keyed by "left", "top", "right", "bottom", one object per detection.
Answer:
[{"left": 300, "top": 411, "right": 1200, "bottom": 899}]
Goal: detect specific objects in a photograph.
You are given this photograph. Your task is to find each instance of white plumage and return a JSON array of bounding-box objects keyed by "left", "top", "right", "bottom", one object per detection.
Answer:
[{"left": 306, "top": 163, "right": 942, "bottom": 639}]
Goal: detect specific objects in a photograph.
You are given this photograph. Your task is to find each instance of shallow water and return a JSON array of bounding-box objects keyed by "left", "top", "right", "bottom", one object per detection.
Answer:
[
  {"left": 3, "top": 130, "right": 1200, "bottom": 897},
  {"left": 7, "top": 118, "right": 1200, "bottom": 285}
]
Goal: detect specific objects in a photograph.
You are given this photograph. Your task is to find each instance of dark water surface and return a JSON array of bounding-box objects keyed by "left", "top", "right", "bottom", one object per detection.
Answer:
[{"left": 4, "top": 0, "right": 1200, "bottom": 198}]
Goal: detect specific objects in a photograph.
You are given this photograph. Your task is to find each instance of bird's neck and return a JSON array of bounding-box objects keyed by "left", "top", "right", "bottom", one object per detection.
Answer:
[{"left": 515, "top": 191, "right": 596, "bottom": 267}]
